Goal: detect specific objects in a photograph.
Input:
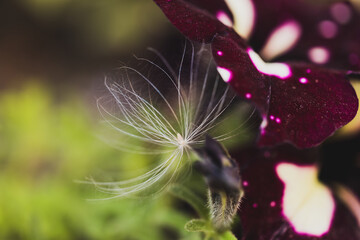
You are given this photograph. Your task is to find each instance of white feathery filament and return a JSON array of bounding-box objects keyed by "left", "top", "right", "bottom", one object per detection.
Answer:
[{"left": 87, "top": 44, "right": 243, "bottom": 199}]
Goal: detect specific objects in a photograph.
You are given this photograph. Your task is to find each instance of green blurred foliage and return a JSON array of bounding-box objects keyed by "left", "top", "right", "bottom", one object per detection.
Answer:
[
  {"left": 18, "top": 0, "right": 168, "bottom": 53},
  {"left": 0, "top": 83, "right": 201, "bottom": 240}
]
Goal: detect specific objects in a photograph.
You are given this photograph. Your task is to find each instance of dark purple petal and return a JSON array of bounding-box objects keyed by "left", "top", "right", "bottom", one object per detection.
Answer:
[
  {"left": 153, "top": 0, "right": 359, "bottom": 148},
  {"left": 153, "top": 0, "right": 230, "bottom": 42},
  {"left": 212, "top": 32, "right": 270, "bottom": 114},
  {"left": 234, "top": 145, "right": 360, "bottom": 240},
  {"left": 212, "top": 34, "right": 358, "bottom": 148},
  {"left": 250, "top": 0, "right": 360, "bottom": 70}
]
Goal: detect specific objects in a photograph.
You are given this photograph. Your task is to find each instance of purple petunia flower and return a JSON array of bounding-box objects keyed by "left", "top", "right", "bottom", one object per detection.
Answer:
[
  {"left": 248, "top": 0, "right": 360, "bottom": 70},
  {"left": 153, "top": 0, "right": 359, "bottom": 148}
]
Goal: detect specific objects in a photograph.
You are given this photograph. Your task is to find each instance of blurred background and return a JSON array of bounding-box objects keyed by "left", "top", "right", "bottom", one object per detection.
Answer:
[
  {"left": 2, "top": 1, "right": 358, "bottom": 239},
  {"left": 0, "top": 1, "right": 208, "bottom": 239}
]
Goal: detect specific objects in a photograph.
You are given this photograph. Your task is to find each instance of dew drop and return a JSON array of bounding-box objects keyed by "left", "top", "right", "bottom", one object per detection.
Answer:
[
  {"left": 270, "top": 115, "right": 275, "bottom": 120},
  {"left": 217, "top": 51, "right": 223, "bottom": 56},
  {"left": 243, "top": 181, "right": 249, "bottom": 186},
  {"left": 270, "top": 201, "right": 276, "bottom": 207},
  {"left": 276, "top": 118, "right": 281, "bottom": 124},
  {"left": 245, "top": 93, "right": 252, "bottom": 99}
]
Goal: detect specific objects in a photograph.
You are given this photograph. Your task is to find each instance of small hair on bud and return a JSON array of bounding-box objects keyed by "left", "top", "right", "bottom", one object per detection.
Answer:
[{"left": 195, "top": 136, "right": 243, "bottom": 232}]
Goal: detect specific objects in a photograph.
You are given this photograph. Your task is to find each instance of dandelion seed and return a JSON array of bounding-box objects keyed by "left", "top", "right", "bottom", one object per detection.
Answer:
[{"left": 85, "top": 43, "right": 254, "bottom": 199}]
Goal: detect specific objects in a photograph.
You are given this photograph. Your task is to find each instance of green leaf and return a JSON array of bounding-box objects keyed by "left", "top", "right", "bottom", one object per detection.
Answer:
[
  {"left": 219, "top": 231, "right": 238, "bottom": 240},
  {"left": 169, "top": 184, "right": 208, "bottom": 219},
  {"left": 184, "top": 219, "right": 208, "bottom": 232}
]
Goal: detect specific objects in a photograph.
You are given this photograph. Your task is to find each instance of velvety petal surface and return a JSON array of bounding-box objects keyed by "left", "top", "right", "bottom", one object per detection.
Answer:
[
  {"left": 234, "top": 145, "right": 360, "bottom": 240},
  {"left": 153, "top": 0, "right": 359, "bottom": 148},
  {"left": 153, "top": 0, "right": 230, "bottom": 42},
  {"left": 212, "top": 34, "right": 358, "bottom": 148}
]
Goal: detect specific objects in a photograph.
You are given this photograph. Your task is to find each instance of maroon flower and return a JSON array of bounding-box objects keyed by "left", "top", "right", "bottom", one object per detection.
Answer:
[
  {"left": 249, "top": 0, "right": 360, "bottom": 71},
  {"left": 153, "top": 0, "right": 358, "bottom": 148},
  {"left": 233, "top": 145, "right": 360, "bottom": 240}
]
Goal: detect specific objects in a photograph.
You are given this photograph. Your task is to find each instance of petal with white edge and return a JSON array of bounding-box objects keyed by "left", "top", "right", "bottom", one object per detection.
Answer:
[{"left": 276, "top": 163, "right": 335, "bottom": 237}]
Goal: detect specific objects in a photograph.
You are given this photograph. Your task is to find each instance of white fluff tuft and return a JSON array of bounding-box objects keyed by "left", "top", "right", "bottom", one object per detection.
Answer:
[{"left": 85, "top": 43, "right": 243, "bottom": 198}]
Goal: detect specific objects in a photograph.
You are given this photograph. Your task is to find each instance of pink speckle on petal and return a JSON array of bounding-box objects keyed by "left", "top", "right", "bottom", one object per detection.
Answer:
[
  {"left": 299, "top": 77, "right": 308, "bottom": 84},
  {"left": 270, "top": 201, "right": 276, "bottom": 207},
  {"left": 243, "top": 181, "right": 249, "bottom": 186},
  {"left": 270, "top": 115, "right": 275, "bottom": 120},
  {"left": 276, "top": 118, "right": 281, "bottom": 124},
  {"left": 308, "top": 47, "right": 330, "bottom": 64},
  {"left": 245, "top": 93, "right": 252, "bottom": 99},
  {"left": 216, "top": 11, "right": 233, "bottom": 27},
  {"left": 306, "top": 69, "right": 311, "bottom": 73},
  {"left": 217, "top": 67, "right": 233, "bottom": 82},
  {"left": 217, "top": 51, "right": 223, "bottom": 56}
]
